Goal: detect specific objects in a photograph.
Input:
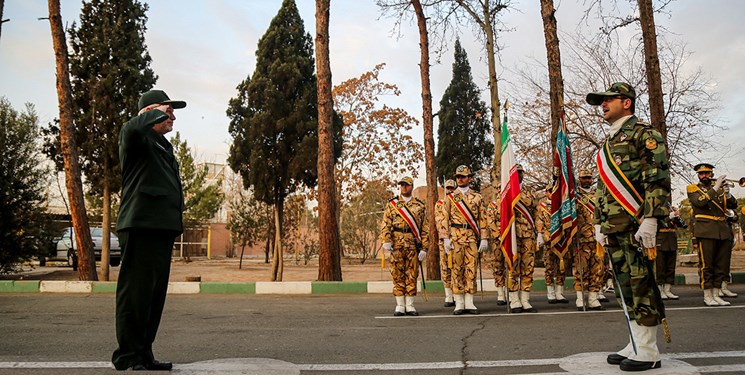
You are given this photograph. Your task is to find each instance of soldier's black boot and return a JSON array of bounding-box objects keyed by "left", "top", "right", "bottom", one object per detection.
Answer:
[
  {"left": 607, "top": 353, "right": 627, "bottom": 365},
  {"left": 619, "top": 359, "right": 661, "bottom": 371}
]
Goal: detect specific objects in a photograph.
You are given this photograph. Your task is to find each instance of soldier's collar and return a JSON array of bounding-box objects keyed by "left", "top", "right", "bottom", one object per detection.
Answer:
[{"left": 609, "top": 115, "right": 635, "bottom": 138}]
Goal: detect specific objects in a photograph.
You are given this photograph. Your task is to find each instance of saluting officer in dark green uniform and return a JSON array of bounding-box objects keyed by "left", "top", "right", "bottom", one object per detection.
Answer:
[
  {"left": 687, "top": 163, "right": 738, "bottom": 307},
  {"left": 112, "top": 90, "right": 186, "bottom": 371},
  {"left": 587, "top": 82, "right": 670, "bottom": 372}
]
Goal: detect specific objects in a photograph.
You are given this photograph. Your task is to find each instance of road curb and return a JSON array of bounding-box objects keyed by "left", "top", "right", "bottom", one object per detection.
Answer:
[{"left": 0, "top": 272, "right": 740, "bottom": 295}]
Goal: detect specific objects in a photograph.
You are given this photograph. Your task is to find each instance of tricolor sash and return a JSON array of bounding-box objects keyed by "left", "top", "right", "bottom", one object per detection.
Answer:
[
  {"left": 447, "top": 192, "right": 481, "bottom": 238},
  {"left": 515, "top": 200, "right": 535, "bottom": 229},
  {"left": 596, "top": 141, "right": 643, "bottom": 222},
  {"left": 389, "top": 198, "right": 422, "bottom": 243},
  {"left": 578, "top": 195, "right": 595, "bottom": 214}
]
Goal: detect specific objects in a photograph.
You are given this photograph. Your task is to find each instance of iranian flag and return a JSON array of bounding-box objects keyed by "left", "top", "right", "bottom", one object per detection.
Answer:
[{"left": 499, "top": 103, "right": 520, "bottom": 271}]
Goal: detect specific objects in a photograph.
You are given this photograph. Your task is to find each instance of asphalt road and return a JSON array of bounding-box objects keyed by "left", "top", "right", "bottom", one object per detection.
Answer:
[{"left": 1, "top": 284, "right": 744, "bottom": 374}]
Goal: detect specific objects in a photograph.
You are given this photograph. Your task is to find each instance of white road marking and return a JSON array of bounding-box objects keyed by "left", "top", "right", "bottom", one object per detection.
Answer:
[{"left": 1, "top": 351, "right": 743, "bottom": 373}]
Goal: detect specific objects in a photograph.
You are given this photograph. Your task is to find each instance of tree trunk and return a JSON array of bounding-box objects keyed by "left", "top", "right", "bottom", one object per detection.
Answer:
[
  {"left": 48, "top": 0, "right": 97, "bottom": 281},
  {"left": 540, "top": 0, "right": 565, "bottom": 152},
  {"left": 411, "top": 0, "right": 440, "bottom": 280},
  {"left": 638, "top": 0, "right": 667, "bottom": 147},
  {"left": 271, "top": 198, "right": 284, "bottom": 281},
  {"left": 315, "top": 0, "right": 343, "bottom": 281},
  {"left": 101, "top": 175, "right": 111, "bottom": 280},
  {"left": 482, "top": 5, "right": 502, "bottom": 183}
]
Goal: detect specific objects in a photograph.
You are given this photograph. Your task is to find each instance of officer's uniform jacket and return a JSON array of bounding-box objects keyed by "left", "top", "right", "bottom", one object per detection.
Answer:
[
  {"left": 687, "top": 182, "right": 737, "bottom": 240},
  {"left": 515, "top": 187, "right": 538, "bottom": 239},
  {"left": 593, "top": 116, "right": 670, "bottom": 234},
  {"left": 117, "top": 110, "right": 184, "bottom": 233},
  {"left": 380, "top": 195, "right": 429, "bottom": 249},
  {"left": 536, "top": 196, "right": 551, "bottom": 241},
  {"left": 439, "top": 188, "right": 488, "bottom": 244},
  {"left": 435, "top": 199, "right": 448, "bottom": 240},
  {"left": 485, "top": 201, "right": 500, "bottom": 243},
  {"left": 576, "top": 188, "right": 596, "bottom": 243}
]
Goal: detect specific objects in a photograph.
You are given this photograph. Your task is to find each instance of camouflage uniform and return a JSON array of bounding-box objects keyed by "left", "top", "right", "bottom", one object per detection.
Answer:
[
  {"left": 511, "top": 187, "right": 538, "bottom": 292},
  {"left": 538, "top": 197, "right": 569, "bottom": 288},
  {"left": 435, "top": 198, "right": 452, "bottom": 290},
  {"left": 380, "top": 196, "right": 429, "bottom": 297},
  {"left": 439, "top": 189, "right": 488, "bottom": 295},
  {"left": 485, "top": 201, "right": 505, "bottom": 287},
  {"left": 575, "top": 188, "right": 605, "bottom": 294},
  {"left": 655, "top": 218, "right": 679, "bottom": 286},
  {"left": 594, "top": 115, "right": 670, "bottom": 327}
]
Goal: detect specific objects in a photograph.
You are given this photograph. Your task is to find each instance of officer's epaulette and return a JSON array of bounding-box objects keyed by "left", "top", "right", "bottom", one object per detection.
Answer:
[{"left": 686, "top": 184, "right": 699, "bottom": 194}]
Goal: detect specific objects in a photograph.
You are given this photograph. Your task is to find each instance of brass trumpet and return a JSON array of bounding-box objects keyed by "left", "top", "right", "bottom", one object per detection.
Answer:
[{"left": 724, "top": 177, "right": 745, "bottom": 187}]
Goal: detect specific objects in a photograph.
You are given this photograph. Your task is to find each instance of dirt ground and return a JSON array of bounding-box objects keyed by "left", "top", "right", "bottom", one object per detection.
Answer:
[{"left": 5, "top": 250, "right": 745, "bottom": 282}]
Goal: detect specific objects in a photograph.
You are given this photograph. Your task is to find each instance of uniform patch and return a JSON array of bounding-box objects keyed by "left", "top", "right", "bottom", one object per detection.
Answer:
[
  {"left": 614, "top": 155, "right": 623, "bottom": 165},
  {"left": 645, "top": 138, "right": 657, "bottom": 149}
]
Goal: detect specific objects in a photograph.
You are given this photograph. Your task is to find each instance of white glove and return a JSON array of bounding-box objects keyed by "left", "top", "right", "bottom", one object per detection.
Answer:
[
  {"left": 536, "top": 233, "right": 545, "bottom": 247},
  {"left": 713, "top": 174, "right": 727, "bottom": 191},
  {"left": 443, "top": 238, "right": 453, "bottom": 254},
  {"left": 418, "top": 250, "right": 427, "bottom": 262},
  {"left": 594, "top": 224, "right": 607, "bottom": 246},
  {"left": 382, "top": 242, "right": 393, "bottom": 251},
  {"left": 478, "top": 239, "right": 488, "bottom": 253},
  {"left": 668, "top": 211, "right": 678, "bottom": 219},
  {"left": 634, "top": 218, "right": 658, "bottom": 249}
]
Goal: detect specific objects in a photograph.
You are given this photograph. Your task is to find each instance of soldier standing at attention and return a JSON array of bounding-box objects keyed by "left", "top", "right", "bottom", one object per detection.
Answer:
[
  {"left": 656, "top": 203, "right": 685, "bottom": 300},
  {"left": 380, "top": 176, "right": 429, "bottom": 316},
  {"left": 485, "top": 187, "right": 507, "bottom": 305},
  {"left": 588, "top": 82, "right": 670, "bottom": 371},
  {"left": 574, "top": 169, "right": 605, "bottom": 311},
  {"left": 439, "top": 165, "right": 489, "bottom": 315},
  {"left": 436, "top": 179, "right": 457, "bottom": 307},
  {"left": 687, "top": 163, "right": 738, "bottom": 306},
  {"left": 508, "top": 164, "right": 539, "bottom": 313},
  {"left": 539, "top": 185, "right": 569, "bottom": 304}
]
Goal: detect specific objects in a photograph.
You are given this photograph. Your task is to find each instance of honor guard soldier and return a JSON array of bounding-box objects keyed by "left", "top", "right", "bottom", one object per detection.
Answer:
[
  {"left": 656, "top": 202, "right": 686, "bottom": 300},
  {"left": 380, "top": 176, "right": 429, "bottom": 316},
  {"left": 687, "top": 163, "right": 738, "bottom": 306},
  {"left": 438, "top": 165, "right": 489, "bottom": 315},
  {"left": 436, "top": 179, "right": 457, "bottom": 307},
  {"left": 485, "top": 187, "right": 507, "bottom": 305},
  {"left": 538, "top": 184, "right": 569, "bottom": 304},
  {"left": 508, "top": 164, "right": 539, "bottom": 313},
  {"left": 574, "top": 169, "right": 606, "bottom": 311},
  {"left": 588, "top": 82, "right": 670, "bottom": 371}
]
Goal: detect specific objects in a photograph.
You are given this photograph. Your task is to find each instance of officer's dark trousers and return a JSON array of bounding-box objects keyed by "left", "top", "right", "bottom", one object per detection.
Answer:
[
  {"left": 655, "top": 250, "right": 677, "bottom": 285},
  {"left": 697, "top": 238, "right": 731, "bottom": 289},
  {"left": 112, "top": 229, "right": 176, "bottom": 370}
]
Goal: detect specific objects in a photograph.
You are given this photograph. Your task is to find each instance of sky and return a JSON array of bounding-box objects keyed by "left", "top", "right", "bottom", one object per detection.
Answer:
[{"left": 1, "top": 0, "right": 744, "bottom": 203}]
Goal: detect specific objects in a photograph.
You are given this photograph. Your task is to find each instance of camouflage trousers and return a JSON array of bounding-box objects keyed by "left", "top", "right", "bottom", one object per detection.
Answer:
[
  {"left": 509, "top": 237, "right": 536, "bottom": 292},
  {"left": 573, "top": 241, "right": 605, "bottom": 292},
  {"left": 438, "top": 240, "right": 452, "bottom": 288},
  {"left": 450, "top": 241, "right": 478, "bottom": 294},
  {"left": 697, "top": 238, "right": 733, "bottom": 289},
  {"left": 543, "top": 247, "right": 570, "bottom": 286},
  {"left": 607, "top": 232, "right": 662, "bottom": 326},
  {"left": 490, "top": 244, "right": 506, "bottom": 287},
  {"left": 389, "top": 246, "right": 419, "bottom": 296}
]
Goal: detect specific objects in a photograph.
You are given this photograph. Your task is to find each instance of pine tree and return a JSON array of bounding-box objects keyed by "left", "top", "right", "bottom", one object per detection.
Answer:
[
  {"left": 227, "top": 0, "right": 342, "bottom": 281},
  {"left": 435, "top": 39, "right": 493, "bottom": 186},
  {"left": 63, "top": 0, "right": 156, "bottom": 280}
]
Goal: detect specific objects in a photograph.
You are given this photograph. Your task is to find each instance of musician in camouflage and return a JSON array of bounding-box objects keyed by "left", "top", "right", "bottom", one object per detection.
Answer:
[
  {"left": 380, "top": 176, "right": 430, "bottom": 316},
  {"left": 538, "top": 185, "right": 569, "bottom": 304},
  {"left": 588, "top": 82, "right": 670, "bottom": 371},
  {"left": 436, "top": 179, "right": 457, "bottom": 307},
  {"left": 687, "top": 163, "right": 738, "bottom": 306},
  {"left": 485, "top": 195, "right": 507, "bottom": 305},
  {"left": 574, "top": 169, "right": 605, "bottom": 311},
  {"left": 508, "top": 164, "right": 539, "bottom": 313},
  {"left": 438, "top": 165, "right": 489, "bottom": 315}
]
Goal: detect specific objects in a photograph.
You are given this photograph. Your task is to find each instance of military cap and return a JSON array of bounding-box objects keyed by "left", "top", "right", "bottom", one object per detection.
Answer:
[
  {"left": 444, "top": 179, "right": 456, "bottom": 188},
  {"left": 454, "top": 165, "right": 473, "bottom": 177},
  {"left": 398, "top": 176, "right": 414, "bottom": 186},
  {"left": 516, "top": 164, "right": 524, "bottom": 172},
  {"left": 693, "top": 163, "right": 714, "bottom": 173},
  {"left": 578, "top": 169, "right": 593, "bottom": 178},
  {"left": 138, "top": 89, "right": 186, "bottom": 111},
  {"left": 586, "top": 82, "right": 636, "bottom": 106}
]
